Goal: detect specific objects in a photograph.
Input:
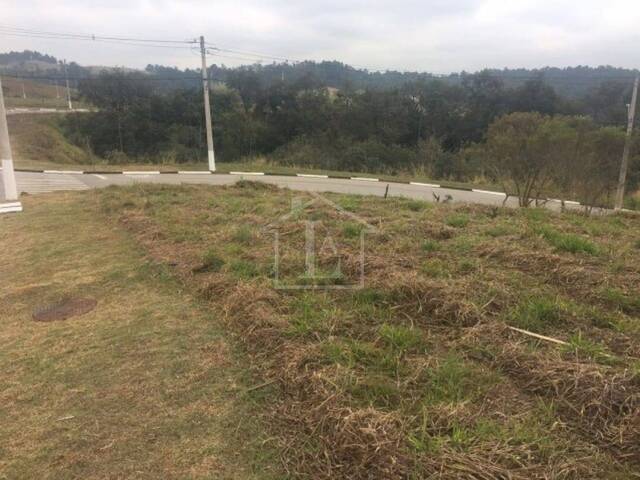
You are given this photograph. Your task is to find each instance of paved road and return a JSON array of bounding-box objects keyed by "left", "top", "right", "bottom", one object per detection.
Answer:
[
  {"left": 1, "top": 170, "right": 589, "bottom": 212},
  {"left": 1, "top": 170, "right": 518, "bottom": 205}
]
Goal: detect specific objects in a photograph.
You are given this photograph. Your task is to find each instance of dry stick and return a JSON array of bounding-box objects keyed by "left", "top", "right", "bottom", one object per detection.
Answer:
[
  {"left": 507, "top": 326, "right": 569, "bottom": 346},
  {"left": 243, "top": 379, "right": 278, "bottom": 394}
]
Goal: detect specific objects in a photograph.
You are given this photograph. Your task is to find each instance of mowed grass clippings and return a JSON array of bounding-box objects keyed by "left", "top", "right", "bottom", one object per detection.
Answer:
[
  {"left": 90, "top": 183, "right": 640, "bottom": 479},
  {"left": 0, "top": 192, "right": 283, "bottom": 479}
]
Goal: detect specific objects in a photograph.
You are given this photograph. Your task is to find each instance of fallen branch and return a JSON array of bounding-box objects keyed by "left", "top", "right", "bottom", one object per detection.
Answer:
[{"left": 508, "top": 326, "right": 569, "bottom": 346}]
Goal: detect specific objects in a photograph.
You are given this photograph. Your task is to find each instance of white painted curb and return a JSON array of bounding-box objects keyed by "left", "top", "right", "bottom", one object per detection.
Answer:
[
  {"left": 123, "top": 171, "right": 161, "bottom": 175},
  {"left": 178, "top": 171, "right": 212, "bottom": 175},
  {"left": 229, "top": 171, "right": 265, "bottom": 176},
  {"left": 297, "top": 173, "right": 329, "bottom": 178},
  {"left": 351, "top": 177, "right": 379, "bottom": 182},
  {"left": 472, "top": 189, "right": 506, "bottom": 196},
  {"left": 409, "top": 182, "right": 441, "bottom": 188},
  {"left": 0, "top": 202, "right": 23, "bottom": 214},
  {"left": 43, "top": 170, "right": 84, "bottom": 175}
]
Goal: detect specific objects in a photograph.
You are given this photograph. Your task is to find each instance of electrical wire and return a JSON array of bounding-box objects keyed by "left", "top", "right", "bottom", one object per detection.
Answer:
[{"left": 0, "top": 24, "right": 195, "bottom": 44}]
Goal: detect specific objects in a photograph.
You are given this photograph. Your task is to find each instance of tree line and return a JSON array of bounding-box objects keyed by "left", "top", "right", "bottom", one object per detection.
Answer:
[{"left": 60, "top": 68, "right": 639, "bottom": 206}]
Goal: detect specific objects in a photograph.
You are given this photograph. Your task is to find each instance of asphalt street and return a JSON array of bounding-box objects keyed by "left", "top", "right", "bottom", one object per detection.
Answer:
[{"left": 0, "top": 170, "right": 590, "bottom": 213}]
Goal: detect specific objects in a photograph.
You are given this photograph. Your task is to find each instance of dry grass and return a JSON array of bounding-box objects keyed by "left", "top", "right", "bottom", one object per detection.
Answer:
[
  {"left": 4, "top": 183, "right": 640, "bottom": 478},
  {"left": 86, "top": 182, "right": 640, "bottom": 479},
  {"left": 0, "top": 192, "right": 282, "bottom": 479}
]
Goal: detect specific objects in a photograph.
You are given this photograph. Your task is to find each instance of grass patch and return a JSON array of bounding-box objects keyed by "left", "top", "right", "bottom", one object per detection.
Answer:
[
  {"left": 421, "top": 259, "right": 449, "bottom": 278},
  {"left": 534, "top": 225, "right": 600, "bottom": 255},
  {"left": 565, "top": 332, "right": 616, "bottom": 364},
  {"left": 342, "top": 222, "right": 363, "bottom": 238},
  {"left": 378, "top": 324, "right": 424, "bottom": 353},
  {"left": 484, "top": 225, "right": 512, "bottom": 237},
  {"left": 406, "top": 200, "right": 430, "bottom": 212},
  {"left": 444, "top": 213, "right": 469, "bottom": 228},
  {"left": 232, "top": 225, "right": 254, "bottom": 244},
  {"left": 194, "top": 248, "right": 225, "bottom": 273},
  {"left": 229, "top": 259, "right": 260, "bottom": 279},
  {"left": 601, "top": 287, "right": 640, "bottom": 315},
  {"left": 421, "top": 239, "right": 440, "bottom": 252},
  {"left": 423, "top": 355, "right": 498, "bottom": 405},
  {"left": 509, "top": 296, "right": 564, "bottom": 332}
]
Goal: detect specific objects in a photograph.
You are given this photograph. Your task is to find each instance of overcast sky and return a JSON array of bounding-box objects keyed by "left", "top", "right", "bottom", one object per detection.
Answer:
[{"left": 1, "top": 0, "right": 639, "bottom": 73}]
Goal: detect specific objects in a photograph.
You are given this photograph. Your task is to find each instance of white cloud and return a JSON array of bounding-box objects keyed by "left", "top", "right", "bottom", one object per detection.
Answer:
[{"left": 0, "top": 0, "right": 638, "bottom": 72}]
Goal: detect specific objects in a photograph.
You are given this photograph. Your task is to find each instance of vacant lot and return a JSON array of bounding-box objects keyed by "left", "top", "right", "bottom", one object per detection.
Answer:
[
  {"left": 0, "top": 191, "right": 281, "bottom": 479},
  {"left": 2, "top": 183, "right": 640, "bottom": 478}
]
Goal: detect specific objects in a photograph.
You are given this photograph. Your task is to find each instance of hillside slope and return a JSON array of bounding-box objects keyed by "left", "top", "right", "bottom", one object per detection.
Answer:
[{"left": 7, "top": 114, "right": 94, "bottom": 167}]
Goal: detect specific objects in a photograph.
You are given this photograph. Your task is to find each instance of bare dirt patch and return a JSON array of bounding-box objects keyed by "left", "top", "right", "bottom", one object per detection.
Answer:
[{"left": 32, "top": 297, "right": 98, "bottom": 322}]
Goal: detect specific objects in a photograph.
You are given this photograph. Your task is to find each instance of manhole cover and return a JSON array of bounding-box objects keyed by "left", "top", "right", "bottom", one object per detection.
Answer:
[{"left": 32, "top": 298, "right": 97, "bottom": 322}]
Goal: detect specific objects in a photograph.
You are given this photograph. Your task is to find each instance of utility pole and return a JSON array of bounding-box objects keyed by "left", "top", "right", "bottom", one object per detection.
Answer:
[
  {"left": 615, "top": 75, "right": 639, "bottom": 210},
  {"left": 55, "top": 81, "right": 60, "bottom": 99},
  {"left": 199, "top": 36, "right": 216, "bottom": 171},
  {"left": 63, "top": 60, "right": 73, "bottom": 111},
  {"left": 21, "top": 81, "right": 26, "bottom": 99},
  {"left": 0, "top": 76, "right": 20, "bottom": 207}
]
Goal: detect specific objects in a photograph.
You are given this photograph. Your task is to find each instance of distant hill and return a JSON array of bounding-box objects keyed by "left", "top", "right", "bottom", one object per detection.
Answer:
[
  {"left": 0, "top": 50, "right": 57, "bottom": 65},
  {"left": 2, "top": 49, "right": 639, "bottom": 99}
]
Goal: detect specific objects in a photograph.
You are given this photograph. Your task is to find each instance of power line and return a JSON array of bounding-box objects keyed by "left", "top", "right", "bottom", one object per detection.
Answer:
[
  {"left": 0, "top": 31, "right": 196, "bottom": 50},
  {"left": 0, "top": 25, "right": 195, "bottom": 45}
]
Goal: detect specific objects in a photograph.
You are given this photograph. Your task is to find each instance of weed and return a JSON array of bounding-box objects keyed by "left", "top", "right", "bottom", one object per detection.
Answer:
[
  {"left": 421, "top": 239, "right": 439, "bottom": 252},
  {"left": 445, "top": 214, "right": 469, "bottom": 229},
  {"left": 601, "top": 287, "right": 640, "bottom": 315},
  {"left": 194, "top": 249, "right": 225, "bottom": 273},
  {"left": 406, "top": 200, "right": 429, "bottom": 212},
  {"left": 457, "top": 259, "right": 476, "bottom": 274},
  {"left": 485, "top": 225, "right": 511, "bottom": 237},
  {"left": 510, "top": 296, "right": 563, "bottom": 332},
  {"left": 421, "top": 259, "right": 449, "bottom": 278},
  {"left": 232, "top": 225, "right": 254, "bottom": 244},
  {"left": 522, "top": 208, "right": 550, "bottom": 222},
  {"left": 348, "top": 375, "right": 401, "bottom": 408},
  {"left": 342, "top": 222, "right": 363, "bottom": 238},
  {"left": 323, "top": 340, "right": 395, "bottom": 373},
  {"left": 534, "top": 225, "right": 599, "bottom": 255},
  {"left": 379, "top": 324, "right": 424, "bottom": 352},
  {"left": 288, "top": 294, "right": 330, "bottom": 336},
  {"left": 424, "top": 355, "right": 496, "bottom": 405},
  {"left": 564, "top": 331, "right": 615, "bottom": 364},
  {"left": 229, "top": 260, "right": 260, "bottom": 279}
]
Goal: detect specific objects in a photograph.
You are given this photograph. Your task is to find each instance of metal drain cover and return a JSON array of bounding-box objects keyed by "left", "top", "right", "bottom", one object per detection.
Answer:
[{"left": 32, "top": 298, "right": 97, "bottom": 322}]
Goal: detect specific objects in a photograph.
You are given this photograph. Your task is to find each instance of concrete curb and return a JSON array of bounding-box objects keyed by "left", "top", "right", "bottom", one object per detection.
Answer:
[
  {"left": 472, "top": 189, "right": 507, "bottom": 196},
  {"left": 410, "top": 181, "right": 441, "bottom": 188},
  {"left": 0, "top": 201, "right": 23, "bottom": 214}
]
